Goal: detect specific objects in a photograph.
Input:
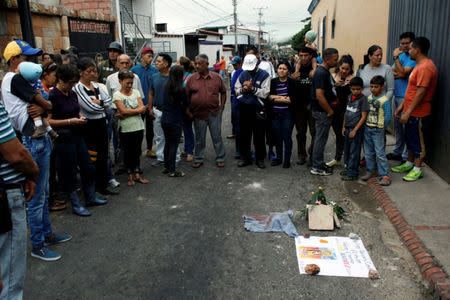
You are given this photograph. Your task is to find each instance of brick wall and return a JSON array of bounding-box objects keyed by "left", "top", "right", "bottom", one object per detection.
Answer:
[
  {"left": 60, "top": 0, "right": 112, "bottom": 16},
  {"left": 2, "top": 11, "right": 68, "bottom": 55},
  {"left": 0, "top": 0, "right": 116, "bottom": 57}
]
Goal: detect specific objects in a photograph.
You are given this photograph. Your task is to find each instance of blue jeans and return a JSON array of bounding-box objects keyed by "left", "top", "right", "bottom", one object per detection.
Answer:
[
  {"left": 393, "top": 97, "right": 407, "bottom": 159},
  {"left": 183, "top": 119, "right": 195, "bottom": 155},
  {"left": 312, "top": 111, "right": 332, "bottom": 169},
  {"left": 344, "top": 127, "right": 364, "bottom": 177},
  {"left": 271, "top": 109, "right": 294, "bottom": 163},
  {"left": 364, "top": 127, "right": 389, "bottom": 177},
  {"left": 0, "top": 189, "right": 27, "bottom": 300},
  {"left": 22, "top": 135, "right": 53, "bottom": 249}
]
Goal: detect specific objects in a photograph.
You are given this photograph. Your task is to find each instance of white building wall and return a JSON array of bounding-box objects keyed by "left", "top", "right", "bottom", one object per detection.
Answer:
[
  {"left": 199, "top": 44, "right": 222, "bottom": 63},
  {"left": 151, "top": 36, "right": 185, "bottom": 58}
]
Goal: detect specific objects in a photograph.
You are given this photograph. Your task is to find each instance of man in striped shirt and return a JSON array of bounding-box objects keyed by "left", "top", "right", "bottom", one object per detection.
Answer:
[{"left": 0, "top": 102, "right": 39, "bottom": 300}]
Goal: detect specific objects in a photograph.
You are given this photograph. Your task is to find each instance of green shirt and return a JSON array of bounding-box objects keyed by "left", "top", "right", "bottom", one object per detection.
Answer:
[{"left": 113, "top": 89, "right": 145, "bottom": 133}]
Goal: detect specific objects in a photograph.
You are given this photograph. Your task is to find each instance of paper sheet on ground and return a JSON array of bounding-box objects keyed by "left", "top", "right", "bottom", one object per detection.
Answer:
[{"left": 295, "top": 236, "right": 378, "bottom": 277}]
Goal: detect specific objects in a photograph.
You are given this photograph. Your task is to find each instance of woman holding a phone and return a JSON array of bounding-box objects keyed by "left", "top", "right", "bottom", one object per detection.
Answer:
[
  {"left": 327, "top": 54, "right": 354, "bottom": 167},
  {"left": 49, "top": 64, "right": 108, "bottom": 217},
  {"left": 74, "top": 57, "right": 112, "bottom": 197}
]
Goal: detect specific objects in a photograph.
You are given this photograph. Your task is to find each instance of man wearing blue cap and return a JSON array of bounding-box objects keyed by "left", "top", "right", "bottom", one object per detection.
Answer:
[
  {"left": 1, "top": 40, "right": 72, "bottom": 265},
  {"left": 229, "top": 56, "right": 243, "bottom": 158}
]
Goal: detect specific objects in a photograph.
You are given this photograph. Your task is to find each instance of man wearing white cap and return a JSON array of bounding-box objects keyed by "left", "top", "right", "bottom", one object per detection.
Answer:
[{"left": 234, "top": 54, "right": 271, "bottom": 168}]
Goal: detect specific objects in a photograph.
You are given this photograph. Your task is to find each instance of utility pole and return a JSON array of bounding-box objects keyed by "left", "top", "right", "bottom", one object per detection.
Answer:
[
  {"left": 232, "top": 0, "right": 238, "bottom": 54},
  {"left": 254, "top": 7, "right": 267, "bottom": 53},
  {"left": 17, "top": 0, "right": 35, "bottom": 47}
]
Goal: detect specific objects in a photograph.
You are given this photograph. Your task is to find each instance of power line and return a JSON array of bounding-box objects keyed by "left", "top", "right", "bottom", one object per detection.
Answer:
[
  {"left": 199, "top": 0, "right": 230, "bottom": 15},
  {"left": 174, "top": 14, "right": 234, "bottom": 32},
  {"left": 189, "top": 0, "right": 224, "bottom": 19}
]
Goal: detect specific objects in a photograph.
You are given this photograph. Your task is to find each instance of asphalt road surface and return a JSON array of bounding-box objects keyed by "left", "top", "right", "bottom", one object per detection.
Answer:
[{"left": 25, "top": 101, "right": 431, "bottom": 299}]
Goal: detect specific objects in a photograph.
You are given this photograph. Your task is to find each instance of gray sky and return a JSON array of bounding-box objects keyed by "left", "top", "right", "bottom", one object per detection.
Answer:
[{"left": 154, "top": 0, "right": 311, "bottom": 42}]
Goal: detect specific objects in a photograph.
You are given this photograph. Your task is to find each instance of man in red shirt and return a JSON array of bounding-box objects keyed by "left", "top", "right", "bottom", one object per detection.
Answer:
[
  {"left": 392, "top": 37, "right": 437, "bottom": 181},
  {"left": 186, "top": 54, "right": 227, "bottom": 168}
]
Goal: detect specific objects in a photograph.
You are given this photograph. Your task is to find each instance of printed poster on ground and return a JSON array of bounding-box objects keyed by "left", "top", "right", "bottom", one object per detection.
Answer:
[{"left": 295, "top": 236, "right": 378, "bottom": 277}]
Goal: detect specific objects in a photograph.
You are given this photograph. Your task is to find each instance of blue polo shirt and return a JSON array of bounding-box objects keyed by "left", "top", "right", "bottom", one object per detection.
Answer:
[
  {"left": 131, "top": 63, "right": 158, "bottom": 105},
  {"left": 149, "top": 72, "right": 169, "bottom": 108},
  {"left": 394, "top": 52, "right": 416, "bottom": 98}
]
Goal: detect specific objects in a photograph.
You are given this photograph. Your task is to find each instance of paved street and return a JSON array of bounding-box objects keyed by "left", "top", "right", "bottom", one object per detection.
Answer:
[{"left": 25, "top": 105, "right": 431, "bottom": 299}]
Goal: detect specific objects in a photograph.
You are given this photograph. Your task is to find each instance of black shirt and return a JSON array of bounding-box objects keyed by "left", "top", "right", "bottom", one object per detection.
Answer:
[
  {"left": 49, "top": 88, "right": 82, "bottom": 136},
  {"left": 334, "top": 83, "right": 351, "bottom": 114},
  {"left": 161, "top": 88, "right": 190, "bottom": 126},
  {"left": 295, "top": 63, "right": 313, "bottom": 108},
  {"left": 311, "top": 65, "right": 337, "bottom": 112}
]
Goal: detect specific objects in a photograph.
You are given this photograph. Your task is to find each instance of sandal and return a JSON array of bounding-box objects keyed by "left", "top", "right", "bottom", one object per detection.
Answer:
[
  {"left": 168, "top": 171, "right": 185, "bottom": 177},
  {"left": 134, "top": 173, "right": 150, "bottom": 184},
  {"left": 127, "top": 174, "right": 135, "bottom": 186}
]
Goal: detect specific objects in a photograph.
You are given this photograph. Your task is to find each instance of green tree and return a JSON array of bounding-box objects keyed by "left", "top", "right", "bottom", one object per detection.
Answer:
[{"left": 291, "top": 21, "right": 311, "bottom": 51}]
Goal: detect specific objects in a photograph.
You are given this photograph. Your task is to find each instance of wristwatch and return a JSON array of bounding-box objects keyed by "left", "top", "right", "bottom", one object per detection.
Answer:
[{"left": 393, "top": 55, "right": 399, "bottom": 61}]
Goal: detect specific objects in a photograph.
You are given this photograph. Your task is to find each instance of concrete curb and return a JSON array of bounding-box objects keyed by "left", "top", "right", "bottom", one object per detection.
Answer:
[{"left": 367, "top": 178, "right": 450, "bottom": 300}]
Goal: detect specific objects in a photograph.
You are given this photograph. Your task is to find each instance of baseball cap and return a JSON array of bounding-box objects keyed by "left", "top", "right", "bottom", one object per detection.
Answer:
[
  {"left": 231, "top": 56, "right": 241, "bottom": 65},
  {"left": 141, "top": 47, "right": 154, "bottom": 55},
  {"left": 18, "top": 62, "right": 42, "bottom": 83},
  {"left": 3, "top": 39, "right": 43, "bottom": 62},
  {"left": 242, "top": 54, "right": 258, "bottom": 71}
]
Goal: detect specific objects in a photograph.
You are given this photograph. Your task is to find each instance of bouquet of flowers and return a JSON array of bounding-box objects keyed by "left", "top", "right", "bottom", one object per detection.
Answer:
[{"left": 300, "top": 187, "right": 346, "bottom": 220}]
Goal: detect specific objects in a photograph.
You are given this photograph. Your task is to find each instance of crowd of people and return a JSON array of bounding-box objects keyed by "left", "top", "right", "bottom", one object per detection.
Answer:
[{"left": 0, "top": 28, "right": 437, "bottom": 299}]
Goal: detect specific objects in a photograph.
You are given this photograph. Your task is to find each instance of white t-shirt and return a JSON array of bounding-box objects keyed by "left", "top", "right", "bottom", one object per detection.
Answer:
[
  {"left": 0, "top": 72, "right": 29, "bottom": 132},
  {"left": 106, "top": 72, "right": 144, "bottom": 109}
]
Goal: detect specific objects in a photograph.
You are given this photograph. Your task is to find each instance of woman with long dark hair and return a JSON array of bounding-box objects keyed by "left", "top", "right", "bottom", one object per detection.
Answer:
[
  {"left": 178, "top": 56, "right": 195, "bottom": 162},
  {"left": 357, "top": 45, "right": 394, "bottom": 100},
  {"left": 268, "top": 61, "right": 298, "bottom": 168},
  {"left": 161, "top": 65, "right": 190, "bottom": 177},
  {"left": 327, "top": 54, "right": 354, "bottom": 167},
  {"left": 73, "top": 57, "right": 113, "bottom": 196}
]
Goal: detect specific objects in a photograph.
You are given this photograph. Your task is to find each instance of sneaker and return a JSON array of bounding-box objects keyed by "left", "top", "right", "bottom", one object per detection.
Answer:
[
  {"left": 108, "top": 178, "right": 120, "bottom": 188},
  {"left": 392, "top": 162, "right": 414, "bottom": 173},
  {"left": 380, "top": 176, "right": 392, "bottom": 186},
  {"left": 146, "top": 149, "right": 157, "bottom": 158},
  {"left": 44, "top": 233, "right": 72, "bottom": 246},
  {"left": 31, "top": 125, "right": 47, "bottom": 138},
  {"left": 31, "top": 247, "right": 61, "bottom": 261},
  {"left": 326, "top": 159, "right": 340, "bottom": 167},
  {"left": 48, "top": 130, "right": 59, "bottom": 141},
  {"left": 151, "top": 160, "right": 164, "bottom": 167},
  {"left": 360, "top": 172, "right": 373, "bottom": 181},
  {"left": 403, "top": 168, "right": 423, "bottom": 182},
  {"left": 310, "top": 167, "right": 333, "bottom": 176}
]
